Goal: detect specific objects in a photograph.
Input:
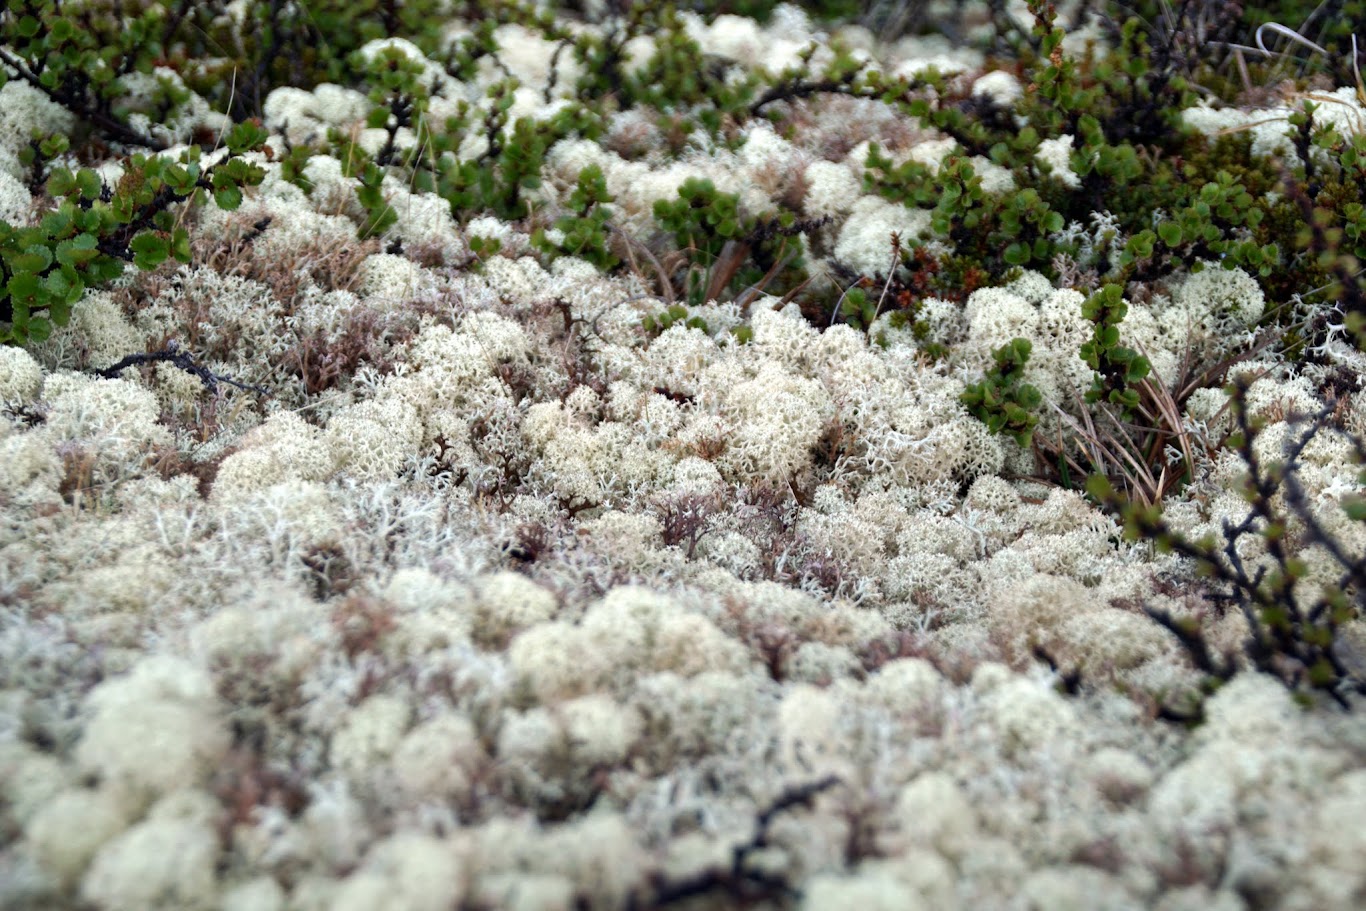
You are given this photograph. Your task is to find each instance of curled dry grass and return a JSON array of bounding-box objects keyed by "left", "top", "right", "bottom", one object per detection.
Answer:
[
  {"left": 189, "top": 209, "right": 381, "bottom": 314},
  {"left": 1031, "top": 331, "right": 1279, "bottom": 509}
]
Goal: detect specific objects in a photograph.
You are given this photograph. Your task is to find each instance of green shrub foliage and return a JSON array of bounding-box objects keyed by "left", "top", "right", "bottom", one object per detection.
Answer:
[
  {"left": 0, "top": 123, "right": 267, "bottom": 345},
  {"left": 960, "top": 338, "right": 1044, "bottom": 448},
  {"left": 533, "top": 164, "right": 620, "bottom": 271},
  {"left": 1079, "top": 284, "right": 1151, "bottom": 417}
]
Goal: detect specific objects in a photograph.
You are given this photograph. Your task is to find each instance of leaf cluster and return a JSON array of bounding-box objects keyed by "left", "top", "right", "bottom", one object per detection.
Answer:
[
  {"left": 0, "top": 0, "right": 196, "bottom": 150},
  {"left": 532, "top": 164, "right": 619, "bottom": 271},
  {"left": 641, "top": 303, "right": 710, "bottom": 337},
  {"left": 171, "top": 0, "right": 451, "bottom": 122},
  {"left": 960, "top": 337, "right": 1043, "bottom": 447},
  {"left": 860, "top": 2, "right": 1366, "bottom": 334},
  {"left": 1079, "top": 284, "right": 1152, "bottom": 416},
  {"left": 654, "top": 177, "right": 751, "bottom": 263},
  {"left": 1, "top": 122, "right": 266, "bottom": 345},
  {"left": 650, "top": 176, "right": 816, "bottom": 307}
]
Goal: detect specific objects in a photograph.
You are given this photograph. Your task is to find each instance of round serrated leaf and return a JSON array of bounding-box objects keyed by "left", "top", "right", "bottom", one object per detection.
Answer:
[
  {"left": 77, "top": 170, "right": 103, "bottom": 201},
  {"left": 130, "top": 233, "right": 169, "bottom": 269},
  {"left": 43, "top": 269, "right": 73, "bottom": 298},
  {"left": 7, "top": 272, "right": 41, "bottom": 303},
  {"left": 26, "top": 316, "right": 51, "bottom": 343},
  {"left": 1113, "top": 388, "right": 1140, "bottom": 409},
  {"left": 214, "top": 185, "right": 243, "bottom": 210},
  {"left": 172, "top": 229, "right": 192, "bottom": 263},
  {"left": 46, "top": 294, "right": 72, "bottom": 325},
  {"left": 47, "top": 168, "right": 77, "bottom": 198},
  {"left": 9, "top": 247, "right": 52, "bottom": 274},
  {"left": 55, "top": 234, "right": 99, "bottom": 266}
]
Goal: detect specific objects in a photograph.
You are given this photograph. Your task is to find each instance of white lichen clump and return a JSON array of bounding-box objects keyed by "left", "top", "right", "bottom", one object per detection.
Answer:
[{"left": 0, "top": 346, "right": 42, "bottom": 403}]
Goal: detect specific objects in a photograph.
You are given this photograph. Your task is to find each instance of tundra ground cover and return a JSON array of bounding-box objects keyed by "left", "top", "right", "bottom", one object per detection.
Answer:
[{"left": 2, "top": 1, "right": 1366, "bottom": 909}]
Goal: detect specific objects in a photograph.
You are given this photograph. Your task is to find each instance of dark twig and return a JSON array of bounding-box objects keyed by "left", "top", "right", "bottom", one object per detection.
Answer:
[
  {"left": 96, "top": 342, "right": 269, "bottom": 396},
  {"left": 0, "top": 45, "right": 168, "bottom": 151},
  {"left": 641, "top": 775, "right": 843, "bottom": 909},
  {"left": 1101, "top": 376, "right": 1365, "bottom": 711}
]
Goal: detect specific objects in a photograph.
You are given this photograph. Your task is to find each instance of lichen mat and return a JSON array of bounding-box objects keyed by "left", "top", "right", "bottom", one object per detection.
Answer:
[{"left": 1, "top": 2, "right": 1365, "bottom": 910}]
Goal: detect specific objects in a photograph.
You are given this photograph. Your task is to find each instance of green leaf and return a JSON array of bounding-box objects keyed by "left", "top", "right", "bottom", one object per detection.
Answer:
[
  {"left": 1158, "top": 221, "right": 1183, "bottom": 247},
  {"left": 1126, "top": 356, "right": 1151, "bottom": 384},
  {"left": 49, "top": 17, "right": 74, "bottom": 42},
  {"left": 214, "top": 185, "right": 243, "bottom": 210},
  {"left": 43, "top": 270, "right": 74, "bottom": 301},
  {"left": 55, "top": 234, "right": 99, "bottom": 266},
  {"left": 172, "top": 228, "right": 191, "bottom": 263},
  {"left": 7, "top": 272, "right": 41, "bottom": 304},
  {"left": 1085, "top": 473, "right": 1114, "bottom": 500},
  {"left": 47, "top": 168, "right": 77, "bottom": 198},
  {"left": 25, "top": 316, "right": 51, "bottom": 343},
  {"left": 129, "top": 232, "right": 169, "bottom": 269},
  {"left": 51, "top": 274, "right": 79, "bottom": 310},
  {"left": 9, "top": 244, "right": 53, "bottom": 274},
  {"left": 77, "top": 169, "right": 103, "bottom": 201},
  {"left": 1307, "top": 658, "right": 1337, "bottom": 687},
  {"left": 1111, "top": 388, "right": 1140, "bottom": 410}
]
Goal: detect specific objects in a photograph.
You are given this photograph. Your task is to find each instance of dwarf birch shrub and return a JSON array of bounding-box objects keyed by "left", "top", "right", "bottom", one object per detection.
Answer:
[
  {"left": 0, "top": 0, "right": 198, "bottom": 152},
  {"left": 960, "top": 337, "right": 1043, "bottom": 447},
  {"left": 849, "top": 0, "right": 1366, "bottom": 345},
  {"left": 1092, "top": 375, "right": 1366, "bottom": 713},
  {"left": 532, "top": 164, "right": 619, "bottom": 271},
  {"left": 0, "top": 123, "right": 268, "bottom": 346}
]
